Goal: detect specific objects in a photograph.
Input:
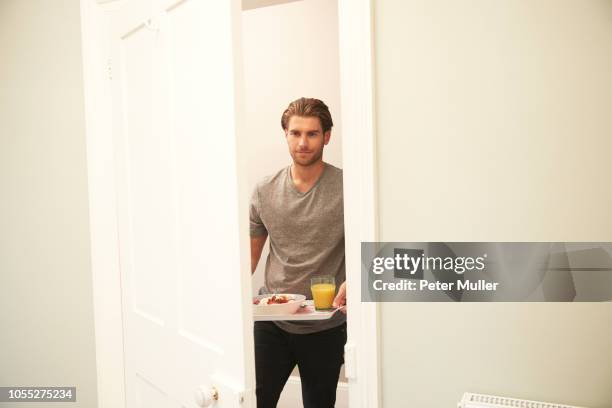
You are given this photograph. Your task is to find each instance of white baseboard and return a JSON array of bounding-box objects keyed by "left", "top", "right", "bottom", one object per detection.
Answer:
[{"left": 277, "top": 375, "right": 348, "bottom": 408}]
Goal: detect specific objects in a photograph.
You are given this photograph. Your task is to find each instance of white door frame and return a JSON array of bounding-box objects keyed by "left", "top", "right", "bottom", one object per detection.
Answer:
[
  {"left": 337, "top": 1, "right": 381, "bottom": 407},
  {"left": 79, "top": 0, "right": 379, "bottom": 407}
]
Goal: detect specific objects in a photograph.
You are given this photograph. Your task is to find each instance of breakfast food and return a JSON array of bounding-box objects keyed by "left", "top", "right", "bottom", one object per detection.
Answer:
[
  {"left": 252, "top": 293, "right": 306, "bottom": 317},
  {"left": 253, "top": 294, "right": 295, "bottom": 305}
]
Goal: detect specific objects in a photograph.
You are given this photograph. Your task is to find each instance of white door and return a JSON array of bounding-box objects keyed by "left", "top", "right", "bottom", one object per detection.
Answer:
[{"left": 109, "top": 0, "right": 255, "bottom": 407}]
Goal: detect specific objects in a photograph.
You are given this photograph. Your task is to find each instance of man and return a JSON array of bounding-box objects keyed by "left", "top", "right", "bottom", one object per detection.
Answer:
[{"left": 250, "top": 97, "right": 347, "bottom": 408}]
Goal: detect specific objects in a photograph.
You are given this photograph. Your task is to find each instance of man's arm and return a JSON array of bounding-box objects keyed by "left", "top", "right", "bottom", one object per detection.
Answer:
[{"left": 250, "top": 233, "right": 268, "bottom": 274}]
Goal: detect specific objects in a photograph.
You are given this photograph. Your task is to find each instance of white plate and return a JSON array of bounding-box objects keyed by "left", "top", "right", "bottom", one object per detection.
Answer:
[{"left": 252, "top": 294, "right": 306, "bottom": 316}]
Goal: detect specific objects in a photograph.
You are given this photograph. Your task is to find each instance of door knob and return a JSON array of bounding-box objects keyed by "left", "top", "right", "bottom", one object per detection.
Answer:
[{"left": 194, "top": 385, "right": 218, "bottom": 407}]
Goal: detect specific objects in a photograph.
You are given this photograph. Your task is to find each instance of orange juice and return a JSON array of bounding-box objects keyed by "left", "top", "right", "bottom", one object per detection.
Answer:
[{"left": 311, "top": 283, "right": 336, "bottom": 310}]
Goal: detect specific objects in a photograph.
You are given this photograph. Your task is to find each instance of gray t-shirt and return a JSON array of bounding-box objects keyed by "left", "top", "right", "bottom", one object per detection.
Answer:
[{"left": 250, "top": 162, "right": 346, "bottom": 334}]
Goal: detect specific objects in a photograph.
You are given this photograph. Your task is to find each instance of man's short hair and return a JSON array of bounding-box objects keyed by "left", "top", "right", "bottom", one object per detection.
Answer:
[{"left": 281, "top": 97, "right": 334, "bottom": 133}]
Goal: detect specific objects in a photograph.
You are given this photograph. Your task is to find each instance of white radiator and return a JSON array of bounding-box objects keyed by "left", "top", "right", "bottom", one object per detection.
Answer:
[{"left": 458, "top": 392, "right": 586, "bottom": 408}]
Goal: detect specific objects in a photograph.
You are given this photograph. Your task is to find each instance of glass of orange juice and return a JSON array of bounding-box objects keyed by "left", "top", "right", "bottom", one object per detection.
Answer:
[{"left": 310, "top": 275, "right": 336, "bottom": 311}]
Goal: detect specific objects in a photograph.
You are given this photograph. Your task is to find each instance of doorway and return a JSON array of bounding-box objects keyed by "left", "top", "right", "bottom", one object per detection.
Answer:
[
  {"left": 80, "top": 0, "right": 379, "bottom": 407},
  {"left": 241, "top": 0, "right": 347, "bottom": 406}
]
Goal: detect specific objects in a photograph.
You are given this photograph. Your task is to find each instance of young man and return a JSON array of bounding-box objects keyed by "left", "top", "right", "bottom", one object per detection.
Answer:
[{"left": 250, "top": 97, "right": 347, "bottom": 408}]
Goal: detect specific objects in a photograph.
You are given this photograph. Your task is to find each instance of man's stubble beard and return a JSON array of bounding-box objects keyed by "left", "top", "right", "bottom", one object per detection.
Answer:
[{"left": 292, "top": 146, "right": 324, "bottom": 167}]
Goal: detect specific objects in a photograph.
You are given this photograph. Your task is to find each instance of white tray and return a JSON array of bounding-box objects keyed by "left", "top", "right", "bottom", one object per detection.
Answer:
[{"left": 253, "top": 300, "right": 345, "bottom": 321}]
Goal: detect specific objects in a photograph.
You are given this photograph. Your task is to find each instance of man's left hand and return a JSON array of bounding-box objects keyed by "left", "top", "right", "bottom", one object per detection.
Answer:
[{"left": 332, "top": 281, "right": 347, "bottom": 314}]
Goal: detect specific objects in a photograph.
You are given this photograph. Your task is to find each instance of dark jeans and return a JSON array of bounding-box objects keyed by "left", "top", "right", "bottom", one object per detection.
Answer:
[{"left": 254, "top": 321, "right": 347, "bottom": 408}]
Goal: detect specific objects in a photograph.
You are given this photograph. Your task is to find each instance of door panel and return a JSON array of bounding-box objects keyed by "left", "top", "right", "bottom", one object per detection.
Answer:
[{"left": 110, "top": 0, "right": 254, "bottom": 407}]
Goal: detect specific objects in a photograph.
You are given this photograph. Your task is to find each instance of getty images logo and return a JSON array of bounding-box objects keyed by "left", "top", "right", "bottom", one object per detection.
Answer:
[{"left": 371, "top": 248, "right": 487, "bottom": 279}]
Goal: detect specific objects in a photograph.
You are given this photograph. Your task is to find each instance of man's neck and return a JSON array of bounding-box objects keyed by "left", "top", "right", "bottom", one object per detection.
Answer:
[{"left": 290, "top": 160, "right": 326, "bottom": 185}]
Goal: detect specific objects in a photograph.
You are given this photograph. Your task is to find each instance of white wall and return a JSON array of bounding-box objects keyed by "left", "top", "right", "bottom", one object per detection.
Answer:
[
  {"left": 241, "top": 0, "right": 343, "bottom": 295},
  {"left": 0, "top": 1, "right": 98, "bottom": 407},
  {"left": 373, "top": 0, "right": 612, "bottom": 407}
]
